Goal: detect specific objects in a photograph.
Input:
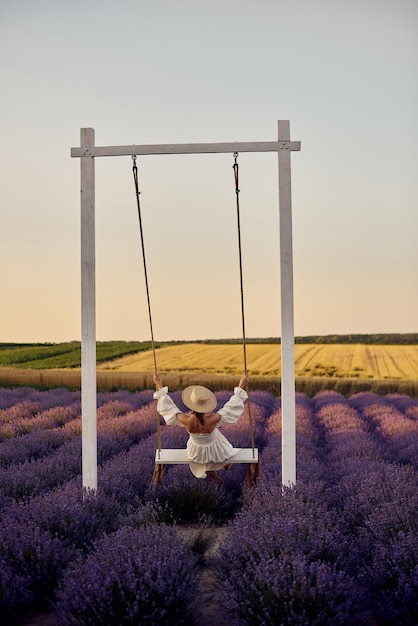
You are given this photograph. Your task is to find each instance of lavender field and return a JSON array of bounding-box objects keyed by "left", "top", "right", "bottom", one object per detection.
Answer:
[{"left": 1, "top": 386, "right": 418, "bottom": 625}]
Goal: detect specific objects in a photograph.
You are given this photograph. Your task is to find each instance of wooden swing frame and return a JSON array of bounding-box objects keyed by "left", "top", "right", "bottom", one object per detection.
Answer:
[{"left": 71, "top": 121, "right": 301, "bottom": 492}]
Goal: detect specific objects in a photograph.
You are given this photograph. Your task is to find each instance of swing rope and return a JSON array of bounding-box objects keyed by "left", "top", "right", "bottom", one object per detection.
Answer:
[
  {"left": 233, "top": 152, "right": 256, "bottom": 458},
  {"left": 132, "top": 153, "right": 256, "bottom": 467},
  {"left": 132, "top": 156, "right": 162, "bottom": 457}
]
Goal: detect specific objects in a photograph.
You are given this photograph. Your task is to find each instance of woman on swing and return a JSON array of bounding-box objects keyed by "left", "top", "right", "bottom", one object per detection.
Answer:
[{"left": 153, "top": 373, "right": 249, "bottom": 485}]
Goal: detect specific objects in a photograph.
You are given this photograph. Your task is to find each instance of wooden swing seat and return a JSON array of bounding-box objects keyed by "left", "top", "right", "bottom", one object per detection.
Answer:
[{"left": 154, "top": 448, "right": 258, "bottom": 464}]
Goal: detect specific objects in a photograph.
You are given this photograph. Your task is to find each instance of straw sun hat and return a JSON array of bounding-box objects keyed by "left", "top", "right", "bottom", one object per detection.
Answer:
[{"left": 182, "top": 385, "right": 217, "bottom": 413}]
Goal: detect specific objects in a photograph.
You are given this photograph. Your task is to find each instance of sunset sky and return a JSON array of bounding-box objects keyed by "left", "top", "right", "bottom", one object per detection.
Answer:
[{"left": 1, "top": 0, "right": 417, "bottom": 343}]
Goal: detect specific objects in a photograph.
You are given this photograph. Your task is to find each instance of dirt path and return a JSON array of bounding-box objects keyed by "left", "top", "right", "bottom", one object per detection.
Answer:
[{"left": 189, "top": 526, "right": 241, "bottom": 626}]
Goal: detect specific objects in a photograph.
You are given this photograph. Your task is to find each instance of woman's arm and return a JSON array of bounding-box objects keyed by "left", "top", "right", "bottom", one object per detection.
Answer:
[
  {"left": 216, "top": 374, "right": 249, "bottom": 425},
  {"left": 238, "top": 374, "right": 249, "bottom": 389},
  {"left": 153, "top": 373, "right": 185, "bottom": 427},
  {"left": 154, "top": 373, "right": 163, "bottom": 390}
]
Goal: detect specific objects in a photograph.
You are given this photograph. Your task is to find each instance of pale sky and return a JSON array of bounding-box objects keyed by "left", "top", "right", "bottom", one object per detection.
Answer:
[{"left": 1, "top": 0, "right": 417, "bottom": 343}]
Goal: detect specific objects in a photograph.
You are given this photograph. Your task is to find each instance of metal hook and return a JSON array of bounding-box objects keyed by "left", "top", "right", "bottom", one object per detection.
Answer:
[
  {"left": 233, "top": 151, "right": 239, "bottom": 173},
  {"left": 233, "top": 152, "right": 240, "bottom": 192}
]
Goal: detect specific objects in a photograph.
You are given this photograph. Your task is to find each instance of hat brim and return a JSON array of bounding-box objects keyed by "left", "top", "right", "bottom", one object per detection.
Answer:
[{"left": 182, "top": 386, "right": 217, "bottom": 413}]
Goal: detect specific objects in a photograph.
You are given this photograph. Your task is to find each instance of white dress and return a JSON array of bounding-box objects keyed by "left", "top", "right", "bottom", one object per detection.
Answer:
[{"left": 153, "top": 386, "right": 248, "bottom": 478}]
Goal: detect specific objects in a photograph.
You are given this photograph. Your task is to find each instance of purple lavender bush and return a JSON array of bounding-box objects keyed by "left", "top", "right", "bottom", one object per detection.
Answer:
[
  {"left": 0, "top": 517, "right": 75, "bottom": 618},
  {"left": 2, "top": 385, "right": 418, "bottom": 624},
  {"left": 359, "top": 402, "right": 418, "bottom": 465},
  {"left": 224, "top": 555, "right": 361, "bottom": 626},
  {"left": 315, "top": 397, "right": 418, "bottom": 624},
  {"left": 0, "top": 386, "right": 78, "bottom": 411},
  {"left": 24, "top": 401, "right": 81, "bottom": 430},
  {"left": 98, "top": 401, "right": 159, "bottom": 445},
  {"left": 220, "top": 387, "right": 418, "bottom": 624},
  {"left": 0, "top": 556, "right": 34, "bottom": 623},
  {"left": 54, "top": 525, "right": 198, "bottom": 626},
  {"left": 4, "top": 481, "right": 124, "bottom": 551},
  {"left": 0, "top": 436, "right": 83, "bottom": 503},
  {"left": 0, "top": 400, "right": 41, "bottom": 440},
  {"left": 385, "top": 393, "right": 418, "bottom": 413},
  {"left": 99, "top": 434, "right": 157, "bottom": 504},
  {"left": 0, "top": 426, "right": 67, "bottom": 467},
  {"left": 406, "top": 403, "right": 418, "bottom": 421},
  {"left": 348, "top": 391, "right": 391, "bottom": 411},
  {"left": 153, "top": 464, "right": 237, "bottom": 523},
  {"left": 0, "top": 388, "right": 81, "bottom": 442},
  {"left": 219, "top": 480, "right": 364, "bottom": 624},
  {"left": 262, "top": 395, "right": 329, "bottom": 485},
  {"left": 338, "top": 463, "right": 418, "bottom": 624},
  {"left": 361, "top": 529, "right": 418, "bottom": 625},
  {"left": 0, "top": 397, "right": 159, "bottom": 508},
  {"left": 96, "top": 388, "right": 153, "bottom": 410},
  {"left": 312, "top": 389, "right": 348, "bottom": 412}
]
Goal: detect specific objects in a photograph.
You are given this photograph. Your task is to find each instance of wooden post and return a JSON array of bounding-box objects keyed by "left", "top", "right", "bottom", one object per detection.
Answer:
[
  {"left": 80, "top": 128, "right": 97, "bottom": 491},
  {"left": 278, "top": 120, "right": 296, "bottom": 488}
]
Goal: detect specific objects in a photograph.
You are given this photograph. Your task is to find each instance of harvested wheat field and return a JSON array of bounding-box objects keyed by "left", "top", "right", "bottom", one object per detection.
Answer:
[{"left": 97, "top": 342, "right": 418, "bottom": 380}]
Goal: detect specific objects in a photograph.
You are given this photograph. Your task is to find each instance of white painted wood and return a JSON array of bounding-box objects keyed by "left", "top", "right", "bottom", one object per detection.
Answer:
[
  {"left": 278, "top": 120, "right": 296, "bottom": 488},
  {"left": 74, "top": 122, "right": 300, "bottom": 491},
  {"left": 155, "top": 448, "right": 259, "bottom": 464},
  {"left": 80, "top": 128, "right": 97, "bottom": 492},
  {"left": 71, "top": 140, "right": 301, "bottom": 158}
]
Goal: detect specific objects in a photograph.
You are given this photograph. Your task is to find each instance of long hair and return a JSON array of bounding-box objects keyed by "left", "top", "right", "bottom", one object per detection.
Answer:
[{"left": 193, "top": 411, "right": 205, "bottom": 426}]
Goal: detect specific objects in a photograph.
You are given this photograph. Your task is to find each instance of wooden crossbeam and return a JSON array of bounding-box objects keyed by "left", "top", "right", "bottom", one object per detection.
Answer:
[
  {"left": 154, "top": 448, "right": 258, "bottom": 465},
  {"left": 71, "top": 140, "right": 300, "bottom": 158}
]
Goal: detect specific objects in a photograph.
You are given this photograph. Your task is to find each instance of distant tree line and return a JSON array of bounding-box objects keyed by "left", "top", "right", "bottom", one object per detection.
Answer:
[
  {"left": 294, "top": 333, "right": 418, "bottom": 345},
  {"left": 194, "top": 334, "right": 418, "bottom": 345}
]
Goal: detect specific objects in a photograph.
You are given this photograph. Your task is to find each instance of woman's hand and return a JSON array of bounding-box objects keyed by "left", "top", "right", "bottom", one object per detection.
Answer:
[
  {"left": 238, "top": 374, "right": 249, "bottom": 389},
  {"left": 153, "top": 373, "right": 162, "bottom": 390}
]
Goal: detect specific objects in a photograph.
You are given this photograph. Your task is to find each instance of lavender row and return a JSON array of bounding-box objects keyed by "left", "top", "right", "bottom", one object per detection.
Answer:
[
  {"left": 54, "top": 525, "right": 199, "bottom": 626},
  {"left": 0, "top": 401, "right": 160, "bottom": 507},
  {"left": 0, "top": 387, "right": 254, "bottom": 504},
  {"left": 220, "top": 392, "right": 418, "bottom": 624},
  {"left": 0, "top": 389, "right": 154, "bottom": 442},
  {"left": 354, "top": 397, "right": 418, "bottom": 466},
  {"left": 220, "top": 489, "right": 418, "bottom": 624},
  {"left": 0, "top": 432, "right": 164, "bottom": 622},
  {"left": 0, "top": 386, "right": 154, "bottom": 409},
  {"left": 2, "top": 460, "right": 227, "bottom": 626},
  {"left": 0, "top": 390, "right": 274, "bottom": 622},
  {"left": 0, "top": 386, "right": 79, "bottom": 411},
  {"left": 1, "top": 497, "right": 199, "bottom": 625},
  {"left": 1, "top": 386, "right": 418, "bottom": 624}
]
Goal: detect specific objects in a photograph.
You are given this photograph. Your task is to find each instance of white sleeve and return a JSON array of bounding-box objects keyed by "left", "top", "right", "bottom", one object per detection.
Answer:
[
  {"left": 217, "top": 387, "right": 248, "bottom": 425},
  {"left": 153, "top": 387, "right": 185, "bottom": 427}
]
